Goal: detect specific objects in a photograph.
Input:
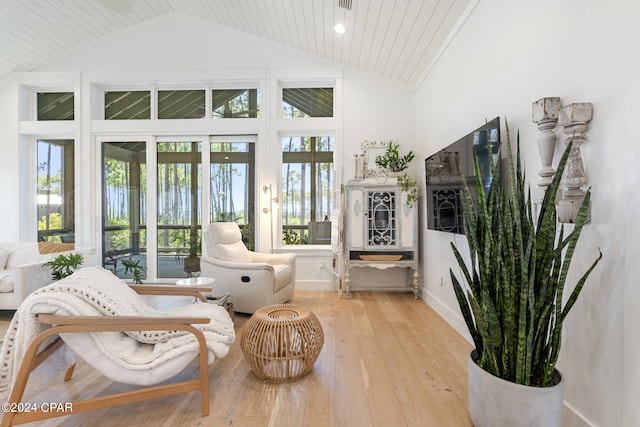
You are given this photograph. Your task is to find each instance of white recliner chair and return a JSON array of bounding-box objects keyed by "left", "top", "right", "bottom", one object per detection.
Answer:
[{"left": 200, "top": 222, "right": 296, "bottom": 314}]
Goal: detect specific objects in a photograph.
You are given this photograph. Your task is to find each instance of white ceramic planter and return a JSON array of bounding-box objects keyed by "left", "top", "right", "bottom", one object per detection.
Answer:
[{"left": 467, "top": 351, "right": 565, "bottom": 427}]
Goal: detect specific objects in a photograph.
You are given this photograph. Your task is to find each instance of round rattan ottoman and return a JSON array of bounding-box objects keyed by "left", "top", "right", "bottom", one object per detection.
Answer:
[{"left": 241, "top": 303, "right": 324, "bottom": 383}]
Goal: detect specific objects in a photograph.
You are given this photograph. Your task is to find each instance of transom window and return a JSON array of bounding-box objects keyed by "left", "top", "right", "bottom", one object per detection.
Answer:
[
  {"left": 37, "top": 92, "right": 74, "bottom": 120},
  {"left": 105, "top": 91, "right": 151, "bottom": 120},
  {"left": 282, "top": 88, "right": 333, "bottom": 118},
  {"left": 158, "top": 90, "right": 206, "bottom": 119},
  {"left": 213, "top": 89, "right": 259, "bottom": 118}
]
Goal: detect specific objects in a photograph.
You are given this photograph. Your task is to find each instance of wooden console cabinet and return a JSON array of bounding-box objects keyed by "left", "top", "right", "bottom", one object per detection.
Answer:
[{"left": 343, "top": 177, "right": 418, "bottom": 298}]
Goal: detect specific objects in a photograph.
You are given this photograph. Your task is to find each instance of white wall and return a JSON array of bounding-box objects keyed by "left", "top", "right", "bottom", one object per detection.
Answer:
[
  {"left": 417, "top": 1, "right": 638, "bottom": 425},
  {"left": 0, "top": 82, "right": 19, "bottom": 241}
]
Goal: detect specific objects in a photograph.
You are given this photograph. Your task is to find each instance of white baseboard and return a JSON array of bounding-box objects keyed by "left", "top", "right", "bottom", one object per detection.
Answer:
[
  {"left": 422, "top": 288, "right": 473, "bottom": 343},
  {"left": 563, "top": 401, "right": 595, "bottom": 427},
  {"left": 295, "top": 280, "right": 333, "bottom": 291}
]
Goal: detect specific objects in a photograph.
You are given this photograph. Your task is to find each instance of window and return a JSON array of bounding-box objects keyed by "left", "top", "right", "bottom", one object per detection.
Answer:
[
  {"left": 101, "top": 141, "right": 147, "bottom": 281},
  {"left": 281, "top": 136, "right": 334, "bottom": 245},
  {"left": 282, "top": 88, "right": 333, "bottom": 118},
  {"left": 105, "top": 91, "right": 151, "bottom": 120},
  {"left": 157, "top": 141, "right": 202, "bottom": 278},
  {"left": 37, "top": 92, "right": 74, "bottom": 120},
  {"left": 210, "top": 141, "right": 256, "bottom": 249},
  {"left": 158, "top": 90, "right": 205, "bottom": 119},
  {"left": 213, "top": 89, "right": 259, "bottom": 118},
  {"left": 37, "top": 140, "right": 75, "bottom": 242}
]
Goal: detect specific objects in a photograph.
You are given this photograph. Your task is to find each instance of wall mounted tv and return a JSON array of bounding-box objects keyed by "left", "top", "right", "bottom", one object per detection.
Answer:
[{"left": 424, "top": 117, "right": 501, "bottom": 234}]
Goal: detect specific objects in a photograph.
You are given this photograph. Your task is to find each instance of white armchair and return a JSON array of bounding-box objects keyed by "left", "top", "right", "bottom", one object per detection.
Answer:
[{"left": 201, "top": 223, "right": 295, "bottom": 314}]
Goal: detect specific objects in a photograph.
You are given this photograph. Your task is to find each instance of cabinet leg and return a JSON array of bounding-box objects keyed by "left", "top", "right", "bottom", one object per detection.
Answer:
[
  {"left": 345, "top": 269, "right": 351, "bottom": 299},
  {"left": 413, "top": 269, "right": 419, "bottom": 299}
]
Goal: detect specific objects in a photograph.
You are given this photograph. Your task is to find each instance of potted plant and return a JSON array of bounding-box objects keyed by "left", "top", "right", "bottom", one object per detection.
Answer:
[
  {"left": 44, "top": 252, "right": 85, "bottom": 280},
  {"left": 374, "top": 141, "right": 415, "bottom": 173},
  {"left": 182, "top": 232, "right": 201, "bottom": 276},
  {"left": 119, "top": 257, "right": 146, "bottom": 284},
  {"left": 449, "top": 125, "right": 602, "bottom": 426}
]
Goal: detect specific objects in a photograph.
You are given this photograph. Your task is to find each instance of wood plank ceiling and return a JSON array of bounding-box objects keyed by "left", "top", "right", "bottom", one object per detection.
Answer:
[{"left": 0, "top": 0, "right": 473, "bottom": 86}]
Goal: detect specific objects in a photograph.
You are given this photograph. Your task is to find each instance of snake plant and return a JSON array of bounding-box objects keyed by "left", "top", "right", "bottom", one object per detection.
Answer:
[{"left": 450, "top": 124, "right": 602, "bottom": 387}]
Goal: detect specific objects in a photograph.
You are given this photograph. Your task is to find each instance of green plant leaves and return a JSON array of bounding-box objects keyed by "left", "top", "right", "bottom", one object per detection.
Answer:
[
  {"left": 43, "top": 253, "right": 84, "bottom": 280},
  {"left": 449, "top": 121, "right": 601, "bottom": 386},
  {"left": 374, "top": 142, "right": 415, "bottom": 172}
]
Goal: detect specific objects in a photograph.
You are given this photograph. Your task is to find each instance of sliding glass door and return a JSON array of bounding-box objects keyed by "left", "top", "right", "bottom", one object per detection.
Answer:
[
  {"left": 100, "top": 136, "right": 255, "bottom": 281},
  {"left": 157, "top": 141, "right": 201, "bottom": 278},
  {"left": 101, "top": 141, "right": 147, "bottom": 281}
]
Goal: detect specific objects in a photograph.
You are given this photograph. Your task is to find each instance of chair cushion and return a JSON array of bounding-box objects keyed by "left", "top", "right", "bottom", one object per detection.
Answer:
[
  {"left": 205, "top": 223, "right": 251, "bottom": 262},
  {"left": 217, "top": 241, "right": 251, "bottom": 263},
  {"left": 273, "top": 264, "right": 293, "bottom": 293},
  {"left": 209, "top": 223, "right": 243, "bottom": 244}
]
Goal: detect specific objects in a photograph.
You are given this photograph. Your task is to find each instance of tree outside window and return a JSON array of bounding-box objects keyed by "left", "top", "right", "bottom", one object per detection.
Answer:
[{"left": 281, "top": 136, "right": 333, "bottom": 245}]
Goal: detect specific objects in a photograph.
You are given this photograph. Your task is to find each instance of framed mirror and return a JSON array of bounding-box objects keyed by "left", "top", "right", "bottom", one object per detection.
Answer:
[{"left": 361, "top": 140, "right": 393, "bottom": 176}]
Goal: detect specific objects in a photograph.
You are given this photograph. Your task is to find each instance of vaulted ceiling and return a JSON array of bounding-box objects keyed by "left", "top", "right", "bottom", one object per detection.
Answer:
[{"left": 0, "top": 0, "right": 473, "bottom": 86}]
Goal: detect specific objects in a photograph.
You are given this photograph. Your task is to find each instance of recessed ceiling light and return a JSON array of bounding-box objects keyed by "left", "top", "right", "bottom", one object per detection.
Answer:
[{"left": 334, "top": 23, "right": 346, "bottom": 34}]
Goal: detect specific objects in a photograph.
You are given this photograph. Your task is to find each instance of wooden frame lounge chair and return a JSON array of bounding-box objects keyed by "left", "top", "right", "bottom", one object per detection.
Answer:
[{"left": 0, "top": 267, "right": 235, "bottom": 426}]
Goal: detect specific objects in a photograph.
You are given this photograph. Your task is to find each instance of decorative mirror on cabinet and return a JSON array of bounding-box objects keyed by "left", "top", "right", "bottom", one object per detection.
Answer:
[{"left": 361, "top": 139, "right": 393, "bottom": 177}]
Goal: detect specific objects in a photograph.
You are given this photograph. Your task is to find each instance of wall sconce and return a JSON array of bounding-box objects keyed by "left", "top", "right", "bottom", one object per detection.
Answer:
[
  {"left": 262, "top": 184, "right": 279, "bottom": 253},
  {"left": 262, "top": 184, "right": 279, "bottom": 214}
]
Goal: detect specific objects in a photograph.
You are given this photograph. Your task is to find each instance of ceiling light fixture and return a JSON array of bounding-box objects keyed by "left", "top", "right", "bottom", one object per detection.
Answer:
[{"left": 334, "top": 23, "right": 346, "bottom": 34}]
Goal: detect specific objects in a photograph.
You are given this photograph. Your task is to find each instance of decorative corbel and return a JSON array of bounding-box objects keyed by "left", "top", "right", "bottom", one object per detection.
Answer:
[
  {"left": 532, "top": 97, "right": 561, "bottom": 205},
  {"left": 557, "top": 102, "right": 593, "bottom": 223}
]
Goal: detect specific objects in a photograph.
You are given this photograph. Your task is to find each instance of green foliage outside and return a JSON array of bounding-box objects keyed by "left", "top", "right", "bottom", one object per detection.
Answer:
[
  {"left": 281, "top": 136, "right": 333, "bottom": 245},
  {"left": 38, "top": 213, "right": 63, "bottom": 231}
]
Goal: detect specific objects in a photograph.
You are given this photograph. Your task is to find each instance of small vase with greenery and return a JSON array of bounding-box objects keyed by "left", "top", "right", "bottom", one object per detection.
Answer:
[
  {"left": 44, "top": 253, "right": 85, "bottom": 280},
  {"left": 375, "top": 141, "right": 415, "bottom": 173},
  {"left": 450, "top": 124, "right": 602, "bottom": 388}
]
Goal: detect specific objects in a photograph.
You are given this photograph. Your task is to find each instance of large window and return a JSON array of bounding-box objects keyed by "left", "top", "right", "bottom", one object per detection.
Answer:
[
  {"left": 37, "top": 140, "right": 75, "bottom": 242},
  {"left": 282, "top": 136, "right": 334, "bottom": 245},
  {"left": 211, "top": 141, "right": 256, "bottom": 250},
  {"left": 157, "top": 141, "right": 202, "bottom": 278},
  {"left": 101, "top": 141, "right": 147, "bottom": 281}
]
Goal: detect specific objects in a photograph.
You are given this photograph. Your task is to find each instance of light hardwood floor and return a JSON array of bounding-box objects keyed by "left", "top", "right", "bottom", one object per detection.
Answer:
[{"left": 3, "top": 291, "right": 473, "bottom": 427}]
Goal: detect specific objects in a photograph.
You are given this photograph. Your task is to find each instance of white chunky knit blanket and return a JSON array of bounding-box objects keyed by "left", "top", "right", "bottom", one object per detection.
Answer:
[{"left": 0, "top": 266, "right": 235, "bottom": 399}]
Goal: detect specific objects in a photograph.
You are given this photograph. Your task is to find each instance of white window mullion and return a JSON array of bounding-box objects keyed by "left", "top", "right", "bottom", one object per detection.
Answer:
[
  {"left": 201, "top": 136, "right": 211, "bottom": 230},
  {"left": 146, "top": 136, "right": 158, "bottom": 281}
]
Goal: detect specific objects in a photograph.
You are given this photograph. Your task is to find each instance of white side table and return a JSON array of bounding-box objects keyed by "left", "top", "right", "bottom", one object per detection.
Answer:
[
  {"left": 176, "top": 277, "right": 215, "bottom": 287},
  {"left": 176, "top": 277, "right": 233, "bottom": 319}
]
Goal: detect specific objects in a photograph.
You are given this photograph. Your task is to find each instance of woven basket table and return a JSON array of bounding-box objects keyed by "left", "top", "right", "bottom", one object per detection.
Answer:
[{"left": 241, "top": 303, "right": 324, "bottom": 383}]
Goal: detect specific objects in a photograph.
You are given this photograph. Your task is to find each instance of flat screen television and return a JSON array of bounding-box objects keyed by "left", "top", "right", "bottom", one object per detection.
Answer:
[{"left": 424, "top": 117, "right": 501, "bottom": 234}]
